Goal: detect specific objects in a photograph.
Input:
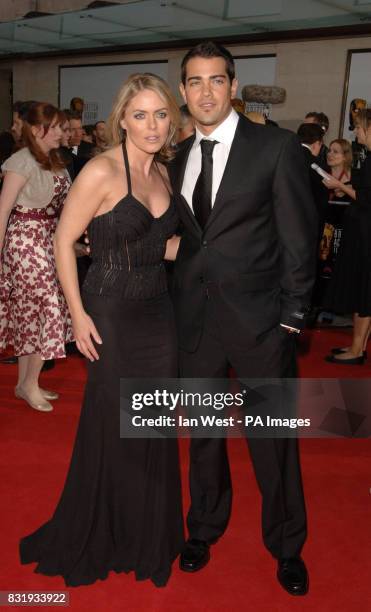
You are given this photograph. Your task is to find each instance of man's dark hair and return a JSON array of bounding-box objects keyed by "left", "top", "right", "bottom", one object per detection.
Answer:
[
  {"left": 12, "top": 100, "right": 37, "bottom": 120},
  {"left": 94, "top": 120, "right": 106, "bottom": 128},
  {"left": 297, "top": 122, "right": 324, "bottom": 145},
  {"left": 305, "top": 111, "right": 329, "bottom": 133},
  {"left": 83, "top": 124, "right": 95, "bottom": 136},
  {"left": 181, "top": 41, "right": 235, "bottom": 85}
]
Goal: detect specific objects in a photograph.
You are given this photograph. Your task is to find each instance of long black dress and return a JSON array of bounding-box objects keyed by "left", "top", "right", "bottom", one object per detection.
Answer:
[
  {"left": 19, "top": 144, "right": 184, "bottom": 587},
  {"left": 324, "top": 151, "right": 371, "bottom": 315}
]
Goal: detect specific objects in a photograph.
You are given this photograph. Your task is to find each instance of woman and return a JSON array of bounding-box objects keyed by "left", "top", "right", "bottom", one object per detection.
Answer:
[
  {"left": 19, "top": 73, "right": 184, "bottom": 587},
  {"left": 323, "top": 112, "right": 371, "bottom": 363},
  {"left": 0, "top": 103, "right": 73, "bottom": 411},
  {"left": 317, "top": 139, "right": 356, "bottom": 322},
  {"left": 323, "top": 139, "right": 356, "bottom": 201}
]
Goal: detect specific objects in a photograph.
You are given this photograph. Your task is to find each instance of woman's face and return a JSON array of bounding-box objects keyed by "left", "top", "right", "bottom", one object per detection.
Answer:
[
  {"left": 60, "top": 120, "right": 71, "bottom": 147},
  {"left": 120, "top": 88, "right": 171, "bottom": 154},
  {"left": 33, "top": 116, "right": 62, "bottom": 152},
  {"left": 355, "top": 124, "right": 371, "bottom": 149},
  {"left": 327, "top": 142, "right": 346, "bottom": 169}
]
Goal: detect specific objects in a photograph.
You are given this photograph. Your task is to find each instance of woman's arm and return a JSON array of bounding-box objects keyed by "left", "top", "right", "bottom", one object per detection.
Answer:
[
  {"left": 322, "top": 176, "right": 356, "bottom": 200},
  {"left": 164, "top": 235, "right": 181, "bottom": 261},
  {"left": 54, "top": 157, "right": 112, "bottom": 361},
  {"left": 0, "top": 171, "right": 27, "bottom": 255}
]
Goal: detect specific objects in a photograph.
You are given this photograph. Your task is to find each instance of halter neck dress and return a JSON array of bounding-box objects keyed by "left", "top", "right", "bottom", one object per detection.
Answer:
[{"left": 20, "top": 143, "right": 184, "bottom": 587}]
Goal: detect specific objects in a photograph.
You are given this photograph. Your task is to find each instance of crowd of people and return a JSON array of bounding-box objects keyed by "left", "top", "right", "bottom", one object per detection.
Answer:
[{"left": 0, "top": 41, "right": 370, "bottom": 595}]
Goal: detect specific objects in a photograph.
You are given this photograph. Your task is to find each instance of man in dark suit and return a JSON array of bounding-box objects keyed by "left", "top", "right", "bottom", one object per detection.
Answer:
[
  {"left": 65, "top": 111, "right": 94, "bottom": 284},
  {"left": 168, "top": 42, "right": 317, "bottom": 596},
  {"left": 297, "top": 121, "right": 329, "bottom": 234},
  {"left": 68, "top": 111, "right": 95, "bottom": 176}
]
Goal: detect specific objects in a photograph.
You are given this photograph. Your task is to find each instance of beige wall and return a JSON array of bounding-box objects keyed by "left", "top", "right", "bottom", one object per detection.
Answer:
[{"left": 3, "top": 34, "right": 371, "bottom": 140}]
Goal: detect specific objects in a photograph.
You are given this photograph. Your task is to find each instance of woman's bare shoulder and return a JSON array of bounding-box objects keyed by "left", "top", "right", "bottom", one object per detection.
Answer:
[{"left": 77, "top": 147, "right": 121, "bottom": 182}]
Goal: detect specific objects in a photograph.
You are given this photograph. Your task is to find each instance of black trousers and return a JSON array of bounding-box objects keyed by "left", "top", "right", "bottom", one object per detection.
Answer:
[{"left": 179, "top": 296, "right": 307, "bottom": 560}]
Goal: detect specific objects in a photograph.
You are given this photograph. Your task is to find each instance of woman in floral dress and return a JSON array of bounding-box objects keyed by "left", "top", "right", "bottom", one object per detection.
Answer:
[{"left": 0, "top": 102, "right": 73, "bottom": 411}]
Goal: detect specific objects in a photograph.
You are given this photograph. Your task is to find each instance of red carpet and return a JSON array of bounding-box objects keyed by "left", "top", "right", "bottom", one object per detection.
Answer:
[{"left": 0, "top": 327, "right": 370, "bottom": 611}]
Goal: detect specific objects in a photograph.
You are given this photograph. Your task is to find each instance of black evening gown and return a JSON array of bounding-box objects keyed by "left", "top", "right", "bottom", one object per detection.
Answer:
[
  {"left": 19, "top": 144, "right": 184, "bottom": 587},
  {"left": 324, "top": 152, "right": 371, "bottom": 316}
]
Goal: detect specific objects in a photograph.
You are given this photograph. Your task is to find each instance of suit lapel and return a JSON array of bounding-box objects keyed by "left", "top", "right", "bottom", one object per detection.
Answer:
[{"left": 205, "top": 117, "right": 251, "bottom": 231}]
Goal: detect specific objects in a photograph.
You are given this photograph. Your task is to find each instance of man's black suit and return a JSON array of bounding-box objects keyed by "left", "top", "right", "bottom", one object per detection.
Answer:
[
  {"left": 168, "top": 115, "right": 317, "bottom": 559},
  {"left": 70, "top": 141, "right": 95, "bottom": 177},
  {"left": 301, "top": 145, "right": 329, "bottom": 237}
]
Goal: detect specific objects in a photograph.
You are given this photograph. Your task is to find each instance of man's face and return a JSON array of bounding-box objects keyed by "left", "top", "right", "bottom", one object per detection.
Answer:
[
  {"left": 179, "top": 56, "right": 238, "bottom": 135},
  {"left": 69, "top": 118, "right": 83, "bottom": 146},
  {"left": 11, "top": 112, "right": 23, "bottom": 142},
  {"left": 311, "top": 140, "right": 322, "bottom": 157}
]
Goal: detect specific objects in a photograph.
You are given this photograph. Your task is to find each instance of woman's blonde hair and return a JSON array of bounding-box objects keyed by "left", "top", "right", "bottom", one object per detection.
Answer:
[
  {"left": 354, "top": 108, "right": 371, "bottom": 131},
  {"left": 107, "top": 72, "right": 180, "bottom": 161},
  {"left": 329, "top": 138, "right": 353, "bottom": 171}
]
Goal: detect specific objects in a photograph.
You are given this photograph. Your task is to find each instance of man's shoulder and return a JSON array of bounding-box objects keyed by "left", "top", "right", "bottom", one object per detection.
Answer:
[
  {"left": 78, "top": 141, "right": 95, "bottom": 157},
  {"left": 238, "top": 115, "right": 295, "bottom": 145}
]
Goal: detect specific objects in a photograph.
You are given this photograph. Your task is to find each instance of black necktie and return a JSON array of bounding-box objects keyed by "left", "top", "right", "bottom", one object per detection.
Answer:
[{"left": 192, "top": 139, "right": 218, "bottom": 229}]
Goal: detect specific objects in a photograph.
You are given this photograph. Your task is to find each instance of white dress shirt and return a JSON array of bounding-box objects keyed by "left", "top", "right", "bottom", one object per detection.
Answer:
[{"left": 181, "top": 109, "right": 239, "bottom": 210}]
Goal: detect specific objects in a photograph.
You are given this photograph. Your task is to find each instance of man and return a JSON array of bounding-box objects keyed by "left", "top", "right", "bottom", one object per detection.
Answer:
[
  {"left": 297, "top": 121, "right": 329, "bottom": 233},
  {"left": 304, "top": 111, "right": 329, "bottom": 168},
  {"left": 65, "top": 111, "right": 94, "bottom": 284},
  {"left": 93, "top": 120, "right": 108, "bottom": 152},
  {"left": 67, "top": 111, "right": 95, "bottom": 175},
  {"left": 169, "top": 42, "right": 317, "bottom": 596}
]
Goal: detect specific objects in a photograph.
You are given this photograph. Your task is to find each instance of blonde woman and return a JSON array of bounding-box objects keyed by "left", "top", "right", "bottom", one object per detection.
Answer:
[
  {"left": 322, "top": 138, "right": 356, "bottom": 202},
  {"left": 20, "top": 74, "right": 184, "bottom": 587},
  {"left": 324, "top": 111, "right": 371, "bottom": 363}
]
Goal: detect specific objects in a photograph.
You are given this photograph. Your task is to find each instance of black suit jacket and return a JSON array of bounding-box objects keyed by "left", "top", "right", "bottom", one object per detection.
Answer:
[
  {"left": 168, "top": 114, "right": 317, "bottom": 353},
  {"left": 301, "top": 145, "right": 328, "bottom": 235},
  {"left": 71, "top": 141, "right": 95, "bottom": 177}
]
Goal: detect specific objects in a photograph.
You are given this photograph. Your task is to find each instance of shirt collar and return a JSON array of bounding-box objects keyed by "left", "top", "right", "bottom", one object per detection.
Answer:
[
  {"left": 193, "top": 108, "right": 239, "bottom": 149},
  {"left": 301, "top": 143, "right": 311, "bottom": 151}
]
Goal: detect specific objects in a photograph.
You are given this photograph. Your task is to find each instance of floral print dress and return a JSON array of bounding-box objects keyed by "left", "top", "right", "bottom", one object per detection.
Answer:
[{"left": 0, "top": 174, "right": 74, "bottom": 359}]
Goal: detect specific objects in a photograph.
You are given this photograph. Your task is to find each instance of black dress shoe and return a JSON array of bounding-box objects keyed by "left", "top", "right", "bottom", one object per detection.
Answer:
[
  {"left": 331, "top": 347, "right": 367, "bottom": 359},
  {"left": 277, "top": 557, "right": 309, "bottom": 596},
  {"left": 325, "top": 354, "right": 365, "bottom": 365},
  {"left": 179, "top": 538, "right": 210, "bottom": 573}
]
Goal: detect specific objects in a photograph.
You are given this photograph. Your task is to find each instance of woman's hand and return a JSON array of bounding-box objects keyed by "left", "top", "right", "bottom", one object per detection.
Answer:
[
  {"left": 322, "top": 176, "right": 356, "bottom": 200},
  {"left": 72, "top": 311, "right": 102, "bottom": 361},
  {"left": 322, "top": 176, "right": 342, "bottom": 190}
]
